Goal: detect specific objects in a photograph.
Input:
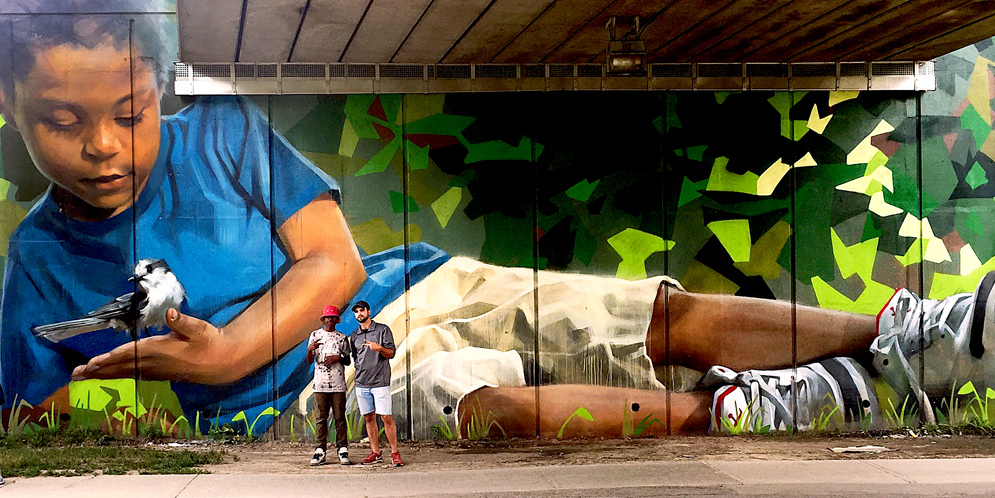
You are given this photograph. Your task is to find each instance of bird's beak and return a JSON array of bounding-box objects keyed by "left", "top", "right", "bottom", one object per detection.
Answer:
[{"left": 128, "top": 275, "right": 139, "bottom": 282}]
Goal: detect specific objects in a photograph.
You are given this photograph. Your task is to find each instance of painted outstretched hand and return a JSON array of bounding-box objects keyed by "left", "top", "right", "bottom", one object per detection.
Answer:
[{"left": 71, "top": 308, "right": 243, "bottom": 385}]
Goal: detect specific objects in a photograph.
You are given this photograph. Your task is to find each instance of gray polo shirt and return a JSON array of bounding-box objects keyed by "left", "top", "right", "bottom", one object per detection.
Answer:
[{"left": 349, "top": 321, "right": 395, "bottom": 388}]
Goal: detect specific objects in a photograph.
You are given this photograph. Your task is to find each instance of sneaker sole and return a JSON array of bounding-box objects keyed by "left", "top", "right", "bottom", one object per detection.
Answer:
[{"left": 362, "top": 459, "right": 383, "bottom": 465}]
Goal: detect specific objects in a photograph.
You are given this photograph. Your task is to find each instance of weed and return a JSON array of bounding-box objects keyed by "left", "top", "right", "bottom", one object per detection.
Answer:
[{"left": 208, "top": 423, "right": 236, "bottom": 441}]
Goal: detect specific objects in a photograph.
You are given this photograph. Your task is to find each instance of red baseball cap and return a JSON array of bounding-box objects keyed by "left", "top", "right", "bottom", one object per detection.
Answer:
[{"left": 321, "top": 305, "right": 342, "bottom": 318}]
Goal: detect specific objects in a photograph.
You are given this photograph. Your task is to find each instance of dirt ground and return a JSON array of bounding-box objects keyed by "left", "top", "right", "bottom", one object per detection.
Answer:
[{"left": 170, "top": 431, "right": 995, "bottom": 474}]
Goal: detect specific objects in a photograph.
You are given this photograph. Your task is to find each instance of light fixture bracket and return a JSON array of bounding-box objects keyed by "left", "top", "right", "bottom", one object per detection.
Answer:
[{"left": 606, "top": 16, "right": 647, "bottom": 76}]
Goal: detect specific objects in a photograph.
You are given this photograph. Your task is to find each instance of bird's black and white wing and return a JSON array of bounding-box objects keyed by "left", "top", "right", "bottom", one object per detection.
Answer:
[{"left": 32, "top": 292, "right": 139, "bottom": 342}]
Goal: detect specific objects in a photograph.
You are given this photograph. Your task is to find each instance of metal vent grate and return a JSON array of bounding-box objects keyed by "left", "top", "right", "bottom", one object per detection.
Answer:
[
  {"left": 436, "top": 65, "right": 471, "bottom": 79},
  {"left": 234, "top": 64, "right": 255, "bottom": 78},
  {"left": 257, "top": 64, "right": 277, "bottom": 78},
  {"left": 477, "top": 64, "right": 517, "bottom": 78},
  {"left": 180, "top": 60, "right": 934, "bottom": 94},
  {"left": 577, "top": 64, "right": 602, "bottom": 77},
  {"left": 549, "top": 64, "right": 574, "bottom": 78},
  {"left": 791, "top": 63, "right": 836, "bottom": 77},
  {"left": 192, "top": 64, "right": 231, "bottom": 78},
  {"left": 347, "top": 64, "right": 376, "bottom": 78},
  {"left": 380, "top": 64, "right": 424, "bottom": 78},
  {"left": 698, "top": 63, "right": 742, "bottom": 77},
  {"left": 282, "top": 63, "right": 325, "bottom": 78},
  {"left": 746, "top": 64, "right": 788, "bottom": 77},
  {"left": 650, "top": 64, "right": 692, "bottom": 78},
  {"left": 872, "top": 62, "right": 914, "bottom": 76},
  {"left": 840, "top": 62, "right": 867, "bottom": 77},
  {"left": 175, "top": 62, "right": 190, "bottom": 78},
  {"left": 522, "top": 64, "right": 545, "bottom": 78}
]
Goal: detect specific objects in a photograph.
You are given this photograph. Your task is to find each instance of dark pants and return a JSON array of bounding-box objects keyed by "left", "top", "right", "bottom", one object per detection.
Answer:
[{"left": 314, "top": 391, "right": 348, "bottom": 451}]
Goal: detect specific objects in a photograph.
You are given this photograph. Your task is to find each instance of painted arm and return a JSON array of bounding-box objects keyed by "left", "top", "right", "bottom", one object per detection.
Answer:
[{"left": 72, "top": 193, "right": 366, "bottom": 384}]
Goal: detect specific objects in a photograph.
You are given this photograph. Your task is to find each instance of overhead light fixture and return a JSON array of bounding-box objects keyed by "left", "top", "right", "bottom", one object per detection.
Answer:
[{"left": 606, "top": 16, "right": 647, "bottom": 76}]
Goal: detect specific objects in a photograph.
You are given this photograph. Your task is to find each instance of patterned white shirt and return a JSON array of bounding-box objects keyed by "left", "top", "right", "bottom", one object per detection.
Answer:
[{"left": 308, "top": 328, "right": 350, "bottom": 393}]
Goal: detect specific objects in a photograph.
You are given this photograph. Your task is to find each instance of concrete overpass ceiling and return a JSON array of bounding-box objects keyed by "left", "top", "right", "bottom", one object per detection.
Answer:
[{"left": 178, "top": 0, "right": 995, "bottom": 63}]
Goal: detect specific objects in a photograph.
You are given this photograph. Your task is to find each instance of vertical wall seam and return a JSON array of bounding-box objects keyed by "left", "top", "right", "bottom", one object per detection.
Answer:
[
  {"left": 129, "top": 19, "right": 140, "bottom": 437},
  {"left": 268, "top": 97, "right": 279, "bottom": 440},
  {"left": 789, "top": 90, "right": 799, "bottom": 428},
  {"left": 533, "top": 135, "right": 541, "bottom": 437},
  {"left": 662, "top": 91, "right": 672, "bottom": 435},
  {"left": 916, "top": 92, "right": 925, "bottom": 426},
  {"left": 402, "top": 96, "right": 413, "bottom": 440}
]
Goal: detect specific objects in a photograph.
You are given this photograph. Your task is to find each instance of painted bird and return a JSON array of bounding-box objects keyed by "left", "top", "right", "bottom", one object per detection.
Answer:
[{"left": 32, "top": 258, "right": 186, "bottom": 342}]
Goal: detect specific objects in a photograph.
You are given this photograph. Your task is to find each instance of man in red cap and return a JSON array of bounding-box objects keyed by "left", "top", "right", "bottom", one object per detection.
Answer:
[{"left": 306, "top": 305, "right": 352, "bottom": 465}]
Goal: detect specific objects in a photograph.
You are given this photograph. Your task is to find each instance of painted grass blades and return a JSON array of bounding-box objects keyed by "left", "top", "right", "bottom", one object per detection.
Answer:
[{"left": 557, "top": 407, "right": 594, "bottom": 438}]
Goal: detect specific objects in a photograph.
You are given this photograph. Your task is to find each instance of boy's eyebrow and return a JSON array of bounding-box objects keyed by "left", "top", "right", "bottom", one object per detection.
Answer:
[
  {"left": 114, "top": 94, "right": 133, "bottom": 106},
  {"left": 30, "top": 99, "right": 84, "bottom": 113}
]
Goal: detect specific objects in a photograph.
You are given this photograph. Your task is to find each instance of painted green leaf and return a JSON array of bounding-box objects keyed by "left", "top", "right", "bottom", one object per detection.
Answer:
[
  {"left": 565, "top": 179, "right": 600, "bottom": 201},
  {"left": 966, "top": 161, "right": 989, "bottom": 189},
  {"left": 574, "top": 407, "right": 594, "bottom": 422}
]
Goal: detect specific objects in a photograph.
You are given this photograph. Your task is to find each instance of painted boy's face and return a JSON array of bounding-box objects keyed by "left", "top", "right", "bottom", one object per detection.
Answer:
[{"left": 6, "top": 39, "right": 161, "bottom": 219}]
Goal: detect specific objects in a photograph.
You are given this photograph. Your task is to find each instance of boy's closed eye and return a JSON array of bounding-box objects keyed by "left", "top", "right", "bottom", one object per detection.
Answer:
[
  {"left": 115, "top": 108, "right": 146, "bottom": 128},
  {"left": 40, "top": 109, "right": 82, "bottom": 131}
]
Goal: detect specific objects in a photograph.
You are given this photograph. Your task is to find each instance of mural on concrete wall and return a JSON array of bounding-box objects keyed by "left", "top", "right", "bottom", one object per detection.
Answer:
[{"left": 2, "top": 0, "right": 995, "bottom": 441}]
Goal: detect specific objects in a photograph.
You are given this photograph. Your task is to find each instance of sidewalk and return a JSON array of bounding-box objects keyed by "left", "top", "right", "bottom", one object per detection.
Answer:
[{"left": 5, "top": 458, "right": 995, "bottom": 497}]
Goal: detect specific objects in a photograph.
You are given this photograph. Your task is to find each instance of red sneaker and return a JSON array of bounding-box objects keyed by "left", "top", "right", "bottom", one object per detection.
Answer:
[
  {"left": 391, "top": 452, "right": 404, "bottom": 467},
  {"left": 361, "top": 451, "right": 383, "bottom": 465}
]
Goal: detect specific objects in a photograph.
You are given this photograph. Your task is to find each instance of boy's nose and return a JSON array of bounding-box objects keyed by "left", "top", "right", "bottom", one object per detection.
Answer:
[{"left": 83, "top": 122, "right": 123, "bottom": 160}]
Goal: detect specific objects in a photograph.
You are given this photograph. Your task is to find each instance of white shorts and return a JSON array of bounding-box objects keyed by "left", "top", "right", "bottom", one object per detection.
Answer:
[{"left": 356, "top": 386, "right": 391, "bottom": 416}]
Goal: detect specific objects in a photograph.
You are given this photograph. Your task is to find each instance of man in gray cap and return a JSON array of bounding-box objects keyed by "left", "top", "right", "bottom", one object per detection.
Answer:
[{"left": 350, "top": 300, "right": 402, "bottom": 466}]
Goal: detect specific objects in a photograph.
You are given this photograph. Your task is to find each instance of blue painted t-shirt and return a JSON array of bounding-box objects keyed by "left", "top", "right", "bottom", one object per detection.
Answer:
[{"left": 0, "top": 96, "right": 448, "bottom": 431}]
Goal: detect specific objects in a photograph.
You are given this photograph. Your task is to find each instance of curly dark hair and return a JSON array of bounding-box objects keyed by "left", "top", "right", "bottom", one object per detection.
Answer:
[{"left": 0, "top": 0, "right": 173, "bottom": 100}]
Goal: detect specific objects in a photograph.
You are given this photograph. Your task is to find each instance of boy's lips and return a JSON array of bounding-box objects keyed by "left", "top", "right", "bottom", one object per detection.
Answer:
[{"left": 83, "top": 174, "right": 129, "bottom": 191}]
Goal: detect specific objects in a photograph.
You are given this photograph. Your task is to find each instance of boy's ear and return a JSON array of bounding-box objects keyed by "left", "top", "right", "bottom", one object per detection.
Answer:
[{"left": 0, "top": 87, "right": 17, "bottom": 131}]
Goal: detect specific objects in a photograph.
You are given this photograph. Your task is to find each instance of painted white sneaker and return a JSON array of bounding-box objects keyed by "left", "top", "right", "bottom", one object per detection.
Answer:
[
  {"left": 703, "top": 357, "right": 881, "bottom": 434},
  {"left": 870, "top": 272, "right": 995, "bottom": 424},
  {"left": 338, "top": 447, "right": 352, "bottom": 465}
]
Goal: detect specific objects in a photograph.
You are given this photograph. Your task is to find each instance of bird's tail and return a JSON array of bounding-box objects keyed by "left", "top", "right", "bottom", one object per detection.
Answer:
[{"left": 32, "top": 318, "right": 111, "bottom": 342}]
